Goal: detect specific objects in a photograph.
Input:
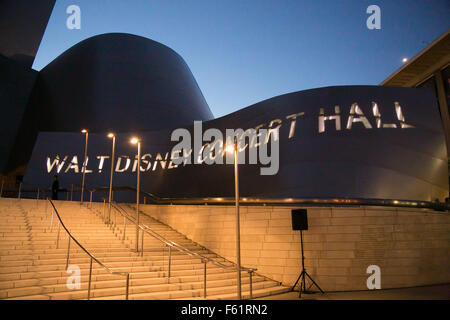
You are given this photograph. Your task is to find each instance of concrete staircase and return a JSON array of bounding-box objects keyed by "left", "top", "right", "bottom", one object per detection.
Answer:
[{"left": 0, "top": 198, "right": 290, "bottom": 300}]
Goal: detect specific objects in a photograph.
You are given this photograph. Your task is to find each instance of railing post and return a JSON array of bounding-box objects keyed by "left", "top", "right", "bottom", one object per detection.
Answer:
[
  {"left": 249, "top": 271, "right": 253, "bottom": 299},
  {"left": 0, "top": 178, "right": 4, "bottom": 198},
  {"left": 50, "top": 207, "right": 54, "bottom": 232},
  {"left": 66, "top": 237, "right": 71, "bottom": 270},
  {"left": 123, "top": 216, "right": 127, "bottom": 241},
  {"left": 203, "top": 260, "right": 207, "bottom": 298},
  {"left": 37, "top": 188, "right": 40, "bottom": 200},
  {"left": 168, "top": 245, "right": 172, "bottom": 282},
  {"left": 89, "top": 191, "right": 93, "bottom": 208},
  {"left": 56, "top": 220, "right": 61, "bottom": 248},
  {"left": 88, "top": 258, "right": 93, "bottom": 300},
  {"left": 102, "top": 199, "right": 106, "bottom": 222},
  {"left": 140, "top": 229, "right": 144, "bottom": 257},
  {"left": 125, "top": 273, "right": 130, "bottom": 300},
  {"left": 18, "top": 182, "right": 22, "bottom": 199},
  {"left": 70, "top": 184, "right": 73, "bottom": 201}
]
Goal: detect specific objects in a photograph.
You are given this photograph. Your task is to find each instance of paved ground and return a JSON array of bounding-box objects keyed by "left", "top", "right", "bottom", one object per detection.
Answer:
[{"left": 255, "top": 284, "right": 450, "bottom": 300}]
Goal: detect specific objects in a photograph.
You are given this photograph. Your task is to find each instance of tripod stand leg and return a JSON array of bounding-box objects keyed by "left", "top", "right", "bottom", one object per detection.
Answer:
[
  {"left": 298, "top": 271, "right": 305, "bottom": 298},
  {"left": 291, "top": 273, "right": 302, "bottom": 292},
  {"left": 305, "top": 272, "right": 324, "bottom": 294},
  {"left": 291, "top": 271, "right": 307, "bottom": 298}
]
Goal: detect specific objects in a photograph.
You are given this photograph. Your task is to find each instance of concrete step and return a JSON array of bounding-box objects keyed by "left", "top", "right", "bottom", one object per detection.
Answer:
[
  {"left": 0, "top": 262, "right": 235, "bottom": 284},
  {"left": 0, "top": 270, "right": 261, "bottom": 296},
  {"left": 0, "top": 199, "right": 286, "bottom": 300},
  {"left": 178, "top": 285, "right": 292, "bottom": 300},
  {"left": 2, "top": 274, "right": 270, "bottom": 300}
]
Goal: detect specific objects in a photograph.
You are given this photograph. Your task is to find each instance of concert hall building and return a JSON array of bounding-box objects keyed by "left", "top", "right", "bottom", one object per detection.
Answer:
[{"left": 1, "top": 1, "right": 448, "bottom": 293}]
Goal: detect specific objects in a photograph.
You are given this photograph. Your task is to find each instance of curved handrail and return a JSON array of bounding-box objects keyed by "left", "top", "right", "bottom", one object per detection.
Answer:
[
  {"left": 47, "top": 199, "right": 130, "bottom": 300},
  {"left": 82, "top": 185, "right": 450, "bottom": 211},
  {"left": 109, "top": 201, "right": 256, "bottom": 273},
  {"left": 6, "top": 181, "right": 447, "bottom": 211}
]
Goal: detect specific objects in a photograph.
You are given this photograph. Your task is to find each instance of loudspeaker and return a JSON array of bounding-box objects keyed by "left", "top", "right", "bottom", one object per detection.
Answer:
[{"left": 291, "top": 209, "right": 308, "bottom": 230}]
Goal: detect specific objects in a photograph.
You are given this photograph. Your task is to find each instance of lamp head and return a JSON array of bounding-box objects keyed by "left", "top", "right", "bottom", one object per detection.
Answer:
[
  {"left": 130, "top": 137, "right": 140, "bottom": 144},
  {"left": 81, "top": 129, "right": 88, "bottom": 134},
  {"left": 225, "top": 144, "right": 235, "bottom": 153},
  {"left": 107, "top": 133, "right": 115, "bottom": 138}
]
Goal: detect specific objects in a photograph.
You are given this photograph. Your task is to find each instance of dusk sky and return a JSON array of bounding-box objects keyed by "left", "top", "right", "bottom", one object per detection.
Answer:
[{"left": 33, "top": 0, "right": 450, "bottom": 118}]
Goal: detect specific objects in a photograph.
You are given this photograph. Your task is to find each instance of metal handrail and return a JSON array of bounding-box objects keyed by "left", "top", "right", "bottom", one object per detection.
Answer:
[
  {"left": 4, "top": 181, "right": 447, "bottom": 211},
  {"left": 46, "top": 199, "right": 130, "bottom": 300},
  {"left": 79, "top": 185, "right": 450, "bottom": 211},
  {"left": 104, "top": 201, "right": 256, "bottom": 298},
  {"left": 113, "top": 202, "right": 256, "bottom": 271}
]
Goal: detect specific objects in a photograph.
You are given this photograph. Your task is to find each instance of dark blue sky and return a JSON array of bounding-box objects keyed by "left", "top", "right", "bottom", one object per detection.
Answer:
[{"left": 33, "top": 0, "right": 450, "bottom": 118}]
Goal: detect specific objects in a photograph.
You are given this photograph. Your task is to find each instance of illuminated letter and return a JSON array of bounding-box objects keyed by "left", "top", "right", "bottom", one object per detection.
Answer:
[
  {"left": 97, "top": 156, "right": 109, "bottom": 173},
  {"left": 182, "top": 149, "right": 193, "bottom": 166},
  {"left": 47, "top": 156, "right": 68, "bottom": 173},
  {"left": 319, "top": 106, "right": 341, "bottom": 133},
  {"left": 167, "top": 159, "right": 178, "bottom": 169},
  {"left": 133, "top": 154, "right": 150, "bottom": 172},
  {"left": 152, "top": 153, "right": 169, "bottom": 171},
  {"left": 81, "top": 157, "right": 92, "bottom": 173},
  {"left": 346, "top": 103, "right": 372, "bottom": 129},
  {"left": 240, "top": 128, "right": 258, "bottom": 164},
  {"left": 140, "top": 154, "right": 152, "bottom": 171},
  {"left": 195, "top": 144, "right": 209, "bottom": 165},
  {"left": 115, "top": 156, "right": 130, "bottom": 172},
  {"left": 366, "top": 265, "right": 381, "bottom": 289},
  {"left": 170, "top": 128, "right": 191, "bottom": 165},
  {"left": 66, "top": 5, "right": 81, "bottom": 30},
  {"left": 203, "top": 128, "right": 224, "bottom": 164},
  {"left": 366, "top": 5, "right": 381, "bottom": 30},
  {"left": 394, "top": 102, "right": 414, "bottom": 128},
  {"left": 371, "top": 102, "right": 396, "bottom": 128},
  {"left": 65, "top": 156, "right": 79, "bottom": 173},
  {"left": 286, "top": 112, "right": 305, "bottom": 138},
  {"left": 265, "top": 119, "right": 282, "bottom": 143},
  {"left": 250, "top": 124, "right": 265, "bottom": 149}
]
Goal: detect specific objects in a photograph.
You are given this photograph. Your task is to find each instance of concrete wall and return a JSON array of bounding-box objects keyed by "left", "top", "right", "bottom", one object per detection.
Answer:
[{"left": 139, "top": 204, "right": 449, "bottom": 291}]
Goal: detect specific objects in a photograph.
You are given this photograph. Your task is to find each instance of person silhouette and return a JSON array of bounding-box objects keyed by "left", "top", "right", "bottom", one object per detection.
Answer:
[{"left": 52, "top": 175, "right": 59, "bottom": 200}]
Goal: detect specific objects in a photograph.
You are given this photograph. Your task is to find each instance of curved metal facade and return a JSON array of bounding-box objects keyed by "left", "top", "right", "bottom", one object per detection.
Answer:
[
  {"left": 37, "top": 33, "right": 214, "bottom": 133},
  {"left": 24, "top": 85, "right": 448, "bottom": 202},
  {"left": 4, "top": 33, "right": 214, "bottom": 172}
]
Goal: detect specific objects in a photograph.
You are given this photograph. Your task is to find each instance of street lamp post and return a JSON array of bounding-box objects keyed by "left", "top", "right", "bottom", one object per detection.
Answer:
[
  {"left": 226, "top": 137, "right": 242, "bottom": 300},
  {"left": 131, "top": 137, "right": 141, "bottom": 253},
  {"left": 107, "top": 133, "right": 116, "bottom": 224},
  {"left": 81, "top": 129, "right": 89, "bottom": 203}
]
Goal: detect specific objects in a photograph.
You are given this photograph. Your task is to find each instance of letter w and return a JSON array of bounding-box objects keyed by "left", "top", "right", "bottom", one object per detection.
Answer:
[{"left": 46, "top": 156, "right": 68, "bottom": 173}]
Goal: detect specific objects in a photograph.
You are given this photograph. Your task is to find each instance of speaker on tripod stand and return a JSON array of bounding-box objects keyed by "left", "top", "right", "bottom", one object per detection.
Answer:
[{"left": 290, "top": 209, "right": 324, "bottom": 298}]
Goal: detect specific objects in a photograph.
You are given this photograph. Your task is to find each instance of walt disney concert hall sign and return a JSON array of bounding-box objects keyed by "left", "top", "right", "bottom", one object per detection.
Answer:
[{"left": 25, "top": 85, "right": 448, "bottom": 202}]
